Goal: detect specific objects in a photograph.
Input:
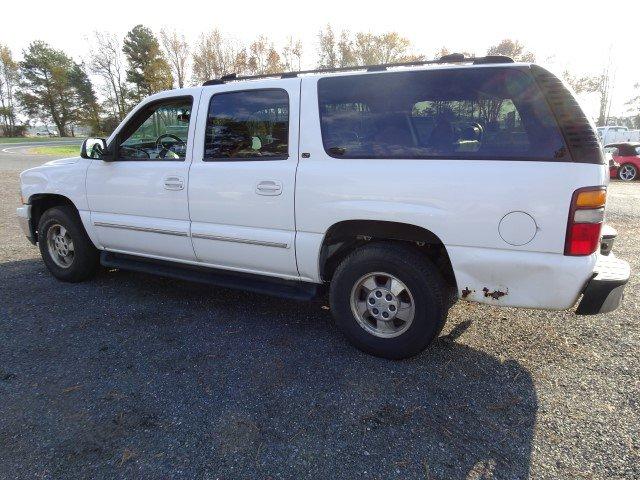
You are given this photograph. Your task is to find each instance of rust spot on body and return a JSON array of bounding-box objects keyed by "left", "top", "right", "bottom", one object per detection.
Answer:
[
  {"left": 482, "top": 287, "right": 507, "bottom": 300},
  {"left": 461, "top": 287, "right": 472, "bottom": 299}
]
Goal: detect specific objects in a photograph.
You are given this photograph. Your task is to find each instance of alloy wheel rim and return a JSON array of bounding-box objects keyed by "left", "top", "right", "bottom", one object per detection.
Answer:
[
  {"left": 46, "top": 223, "right": 75, "bottom": 268},
  {"left": 620, "top": 165, "right": 636, "bottom": 180},
  {"left": 350, "top": 272, "right": 415, "bottom": 338}
]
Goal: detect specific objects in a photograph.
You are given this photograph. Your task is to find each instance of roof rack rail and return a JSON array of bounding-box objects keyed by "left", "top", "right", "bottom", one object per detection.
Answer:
[{"left": 201, "top": 54, "right": 515, "bottom": 86}]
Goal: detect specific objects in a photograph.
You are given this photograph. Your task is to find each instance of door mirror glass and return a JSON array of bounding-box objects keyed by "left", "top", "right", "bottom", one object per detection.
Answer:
[{"left": 81, "top": 138, "right": 108, "bottom": 159}]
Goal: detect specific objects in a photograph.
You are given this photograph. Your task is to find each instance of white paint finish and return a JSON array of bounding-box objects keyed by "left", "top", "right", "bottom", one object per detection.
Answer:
[
  {"left": 86, "top": 160, "right": 194, "bottom": 260},
  {"left": 78, "top": 210, "right": 102, "bottom": 249},
  {"left": 498, "top": 211, "right": 538, "bottom": 246},
  {"left": 17, "top": 69, "right": 611, "bottom": 312},
  {"left": 16, "top": 205, "right": 31, "bottom": 239},
  {"left": 295, "top": 75, "right": 607, "bottom": 297},
  {"left": 294, "top": 231, "right": 325, "bottom": 282},
  {"left": 20, "top": 157, "right": 92, "bottom": 210},
  {"left": 449, "top": 245, "right": 597, "bottom": 309},
  {"left": 188, "top": 78, "right": 301, "bottom": 277},
  {"left": 90, "top": 212, "right": 194, "bottom": 259},
  {"left": 85, "top": 90, "right": 202, "bottom": 261},
  {"left": 104, "top": 247, "right": 303, "bottom": 282}
]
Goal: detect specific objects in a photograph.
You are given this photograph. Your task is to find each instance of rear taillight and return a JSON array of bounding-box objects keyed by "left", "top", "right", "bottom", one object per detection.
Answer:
[{"left": 565, "top": 187, "right": 606, "bottom": 256}]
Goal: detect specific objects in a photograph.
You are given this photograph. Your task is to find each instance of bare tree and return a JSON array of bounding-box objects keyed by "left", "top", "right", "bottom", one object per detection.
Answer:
[
  {"left": 281, "top": 37, "right": 303, "bottom": 71},
  {"left": 433, "top": 46, "right": 474, "bottom": 59},
  {"left": 625, "top": 83, "right": 640, "bottom": 128},
  {"left": 562, "top": 63, "right": 614, "bottom": 126},
  {"left": 247, "top": 35, "right": 282, "bottom": 75},
  {"left": 89, "top": 32, "right": 129, "bottom": 121},
  {"left": 337, "top": 30, "right": 357, "bottom": 67},
  {"left": 487, "top": 39, "right": 535, "bottom": 62},
  {"left": 317, "top": 24, "right": 338, "bottom": 68},
  {"left": 192, "top": 30, "right": 246, "bottom": 84},
  {"left": 562, "top": 71, "right": 599, "bottom": 94},
  {"left": 160, "top": 28, "right": 189, "bottom": 88},
  {"left": 0, "top": 44, "right": 19, "bottom": 136},
  {"left": 317, "top": 27, "right": 421, "bottom": 68}
]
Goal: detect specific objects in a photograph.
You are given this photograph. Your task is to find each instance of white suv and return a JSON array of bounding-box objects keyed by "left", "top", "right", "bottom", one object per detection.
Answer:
[{"left": 16, "top": 56, "right": 630, "bottom": 359}]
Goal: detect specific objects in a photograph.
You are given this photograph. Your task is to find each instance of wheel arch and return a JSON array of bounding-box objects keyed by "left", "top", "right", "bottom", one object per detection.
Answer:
[
  {"left": 318, "top": 219, "right": 457, "bottom": 290},
  {"left": 29, "top": 193, "right": 79, "bottom": 243}
]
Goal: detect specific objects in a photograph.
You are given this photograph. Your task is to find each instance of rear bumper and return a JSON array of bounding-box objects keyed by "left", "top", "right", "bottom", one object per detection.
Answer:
[
  {"left": 16, "top": 205, "right": 35, "bottom": 244},
  {"left": 576, "top": 254, "right": 630, "bottom": 315}
]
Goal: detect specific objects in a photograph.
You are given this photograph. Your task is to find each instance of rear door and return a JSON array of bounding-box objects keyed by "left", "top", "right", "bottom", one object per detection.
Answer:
[{"left": 188, "top": 79, "right": 300, "bottom": 279}]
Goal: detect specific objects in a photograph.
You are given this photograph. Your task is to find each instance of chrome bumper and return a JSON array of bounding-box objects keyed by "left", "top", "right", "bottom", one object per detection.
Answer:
[{"left": 16, "top": 205, "right": 35, "bottom": 244}]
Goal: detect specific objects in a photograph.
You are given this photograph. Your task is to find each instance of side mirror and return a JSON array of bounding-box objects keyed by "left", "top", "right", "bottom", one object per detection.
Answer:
[{"left": 81, "top": 138, "right": 112, "bottom": 161}]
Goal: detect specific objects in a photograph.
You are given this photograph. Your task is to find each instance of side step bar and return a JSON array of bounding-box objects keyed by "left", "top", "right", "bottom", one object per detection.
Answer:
[{"left": 100, "top": 252, "right": 319, "bottom": 301}]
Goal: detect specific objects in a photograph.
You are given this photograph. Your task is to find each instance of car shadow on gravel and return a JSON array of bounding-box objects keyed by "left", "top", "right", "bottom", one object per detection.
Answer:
[{"left": 0, "top": 259, "right": 537, "bottom": 480}]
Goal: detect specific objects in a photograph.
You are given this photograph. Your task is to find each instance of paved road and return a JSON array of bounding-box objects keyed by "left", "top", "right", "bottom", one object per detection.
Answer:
[
  {"left": 0, "top": 139, "right": 82, "bottom": 164},
  {"left": 0, "top": 151, "right": 638, "bottom": 479}
]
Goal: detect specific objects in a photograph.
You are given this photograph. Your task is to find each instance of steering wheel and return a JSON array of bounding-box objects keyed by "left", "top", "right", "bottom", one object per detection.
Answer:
[
  {"left": 467, "top": 122, "right": 484, "bottom": 141},
  {"left": 156, "top": 134, "right": 186, "bottom": 158},
  {"left": 120, "top": 145, "right": 151, "bottom": 159}
]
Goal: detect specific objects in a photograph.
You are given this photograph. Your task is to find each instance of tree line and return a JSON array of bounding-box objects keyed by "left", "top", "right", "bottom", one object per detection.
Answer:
[{"left": 0, "top": 25, "right": 638, "bottom": 137}]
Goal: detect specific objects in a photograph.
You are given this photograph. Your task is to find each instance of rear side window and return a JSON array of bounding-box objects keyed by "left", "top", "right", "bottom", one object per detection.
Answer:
[
  {"left": 318, "top": 68, "right": 567, "bottom": 161},
  {"left": 204, "top": 89, "right": 289, "bottom": 161}
]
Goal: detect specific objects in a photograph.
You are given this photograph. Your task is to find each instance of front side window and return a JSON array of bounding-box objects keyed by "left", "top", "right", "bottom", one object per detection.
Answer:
[
  {"left": 204, "top": 89, "right": 289, "bottom": 161},
  {"left": 318, "top": 68, "right": 567, "bottom": 161},
  {"left": 118, "top": 98, "right": 192, "bottom": 160}
]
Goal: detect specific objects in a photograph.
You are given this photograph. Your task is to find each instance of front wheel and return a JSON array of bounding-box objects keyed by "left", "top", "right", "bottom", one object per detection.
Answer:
[
  {"left": 330, "top": 243, "right": 447, "bottom": 359},
  {"left": 618, "top": 163, "right": 637, "bottom": 181},
  {"left": 38, "top": 206, "right": 99, "bottom": 282}
]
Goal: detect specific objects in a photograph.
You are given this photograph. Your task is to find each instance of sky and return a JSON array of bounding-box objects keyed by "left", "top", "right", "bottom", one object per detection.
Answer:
[{"left": 5, "top": 0, "right": 640, "bottom": 120}]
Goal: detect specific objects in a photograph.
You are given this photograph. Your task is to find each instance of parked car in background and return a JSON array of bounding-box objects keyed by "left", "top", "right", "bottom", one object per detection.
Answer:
[
  {"left": 598, "top": 126, "right": 640, "bottom": 145},
  {"left": 605, "top": 142, "right": 640, "bottom": 181},
  {"left": 604, "top": 151, "right": 619, "bottom": 179}
]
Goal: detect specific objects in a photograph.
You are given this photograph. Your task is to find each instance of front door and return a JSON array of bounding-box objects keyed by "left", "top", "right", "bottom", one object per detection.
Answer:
[
  {"left": 86, "top": 94, "right": 198, "bottom": 261},
  {"left": 188, "top": 80, "right": 300, "bottom": 279}
]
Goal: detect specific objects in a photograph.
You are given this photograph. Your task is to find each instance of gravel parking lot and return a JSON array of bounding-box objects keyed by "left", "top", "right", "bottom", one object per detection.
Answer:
[{"left": 1, "top": 152, "right": 638, "bottom": 479}]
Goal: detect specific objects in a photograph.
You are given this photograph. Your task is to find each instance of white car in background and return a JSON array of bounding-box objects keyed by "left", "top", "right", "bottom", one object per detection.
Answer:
[{"left": 597, "top": 125, "right": 640, "bottom": 145}]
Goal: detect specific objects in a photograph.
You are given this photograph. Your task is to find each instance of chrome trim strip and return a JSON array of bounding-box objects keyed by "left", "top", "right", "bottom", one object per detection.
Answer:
[
  {"left": 93, "top": 221, "right": 189, "bottom": 237},
  {"left": 191, "top": 232, "right": 289, "bottom": 249}
]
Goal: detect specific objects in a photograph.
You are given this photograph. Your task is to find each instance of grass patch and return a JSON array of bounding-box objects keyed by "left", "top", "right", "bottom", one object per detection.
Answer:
[
  {"left": 27, "top": 145, "right": 80, "bottom": 156},
  {"left": 0, "top": 137, "right": 77, "bottom": 144}
]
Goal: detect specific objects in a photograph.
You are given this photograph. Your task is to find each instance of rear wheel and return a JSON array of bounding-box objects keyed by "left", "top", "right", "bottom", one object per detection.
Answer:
[
  {"left": 38, "top": 206, "right": 99, "bottom": 282},
  {"left": 330, "top": 243, "right": 447, "bottom": 359},
  {"left": 618, "top": 163, "right": 637, "bottom": 181}
]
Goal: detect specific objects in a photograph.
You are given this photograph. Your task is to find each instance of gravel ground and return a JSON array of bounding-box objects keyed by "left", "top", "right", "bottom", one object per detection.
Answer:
[{"left": 0, "top": 155, "right": 638, "bottom": 479}]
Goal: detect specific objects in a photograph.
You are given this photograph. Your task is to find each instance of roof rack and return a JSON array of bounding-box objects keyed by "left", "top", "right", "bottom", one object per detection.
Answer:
[{"left": 201, "top": 54, "right": 514, "bottom": 86}]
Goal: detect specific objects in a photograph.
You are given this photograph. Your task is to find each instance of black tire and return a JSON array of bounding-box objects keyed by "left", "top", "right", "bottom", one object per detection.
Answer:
[
  {"left": 330, "top": 243, "right": 447, "bottom": 359},
  {"left": 618, "top": 163, "right": 637, "bottom": 181},
  {"left": 38, "top": 206, "right": 99, "bottom": 282}
]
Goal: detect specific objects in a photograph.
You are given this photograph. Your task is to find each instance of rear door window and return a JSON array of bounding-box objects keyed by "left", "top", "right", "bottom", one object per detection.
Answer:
[
  {"left": 204, "top": 89, "right": 289, "bottom": 161},
  {"left": 318, "top": 68, "right": 567, "bottom": 160}
]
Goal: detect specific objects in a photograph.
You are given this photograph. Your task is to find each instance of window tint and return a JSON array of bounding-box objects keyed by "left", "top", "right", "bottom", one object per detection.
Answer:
[
  {"left": 118, "top": 99, "right": 192, "bottom": 161},
  {"left": 318, "top": 68, "right": 567, "bottom": 160},
  {"left": 204, "top": 89, "right": 289, "bottom": 160}
]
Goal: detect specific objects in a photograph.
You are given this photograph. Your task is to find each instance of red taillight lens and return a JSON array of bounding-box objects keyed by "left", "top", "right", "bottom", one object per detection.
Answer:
[
  {"left": 564, "top": 186, "right": 606, "bottom": 256},
  {"left": 566, "top": 223, "right": 602, "bottom": 255}
]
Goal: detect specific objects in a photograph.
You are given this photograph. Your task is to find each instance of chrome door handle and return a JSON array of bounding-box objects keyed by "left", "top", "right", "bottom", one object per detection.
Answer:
[
  {"left": 256, "top": 180, "right": 282, "bottom": 196},
  {"left": 164, "top": 176, "right": 184, "bottom": 190}
]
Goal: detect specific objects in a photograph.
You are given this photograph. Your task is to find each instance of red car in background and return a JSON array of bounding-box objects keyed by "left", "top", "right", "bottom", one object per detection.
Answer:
[{"left": 606, "top": 142, "right": 640, "bottom": 181}]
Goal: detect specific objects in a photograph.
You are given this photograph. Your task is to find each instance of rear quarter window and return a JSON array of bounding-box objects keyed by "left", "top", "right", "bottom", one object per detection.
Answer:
[{"left": 317, "top": 68, "right": 567, "bottom": 161}]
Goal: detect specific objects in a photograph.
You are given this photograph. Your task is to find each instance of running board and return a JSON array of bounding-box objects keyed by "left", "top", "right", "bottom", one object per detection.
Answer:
[{"left": 100, "top": 252, "right": 319, "bottom": 301}]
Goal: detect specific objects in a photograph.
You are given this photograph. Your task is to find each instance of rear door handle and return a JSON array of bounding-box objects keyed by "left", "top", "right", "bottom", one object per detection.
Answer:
[
  {"left": 256, "top": 180, "right": 282, "bottom": 196},
  {"left": 164, "top": 176, "right": 184, "bottom": 191}
]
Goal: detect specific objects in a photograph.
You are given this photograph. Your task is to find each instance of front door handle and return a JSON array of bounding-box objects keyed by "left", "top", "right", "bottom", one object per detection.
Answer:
[
  {"left": 256, "top": 180, "right": 282, "bottom": 196},
  {"left": 164, "top": 176, "right": 185, "bottom": 191}
]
